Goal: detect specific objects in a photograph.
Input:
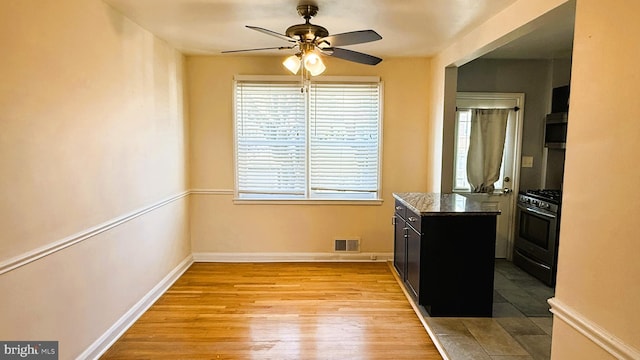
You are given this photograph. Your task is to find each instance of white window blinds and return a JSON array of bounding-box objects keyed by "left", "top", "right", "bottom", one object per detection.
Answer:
[
  {"left": 309, "top": 83, "right": 380, "bottom": 197},
  {"left": 234, "top": 77, "right": 382, "bottom": 200},
  {"left": 235, "top": 82, "right": 306, "bottom": 197}
]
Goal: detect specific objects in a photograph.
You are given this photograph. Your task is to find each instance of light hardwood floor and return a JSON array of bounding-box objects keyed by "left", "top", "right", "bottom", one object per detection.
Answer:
[{"left": 101, "top": 262, "right": 442, "bottom": 359}]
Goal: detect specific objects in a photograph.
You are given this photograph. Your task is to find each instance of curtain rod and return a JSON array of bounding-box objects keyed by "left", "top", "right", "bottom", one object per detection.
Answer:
[{"left": 456, "top": 106, "right": 520, "bottom": 112}]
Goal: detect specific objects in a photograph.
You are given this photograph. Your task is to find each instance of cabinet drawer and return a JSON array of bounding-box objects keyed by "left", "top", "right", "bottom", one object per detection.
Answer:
[
  {"left": 394, "top": 199, "right": 407, "bottom": 219},
  {"left": 405, "top": 210, "right": 422, "bottom": 233}
]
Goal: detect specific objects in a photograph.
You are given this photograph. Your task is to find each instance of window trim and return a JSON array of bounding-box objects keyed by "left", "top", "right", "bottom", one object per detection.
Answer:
[{"left": 232, "top": 75, "right": 384, "bottom": 203}]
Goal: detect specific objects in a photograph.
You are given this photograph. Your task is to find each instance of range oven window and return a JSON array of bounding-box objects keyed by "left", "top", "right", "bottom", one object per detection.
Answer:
[{"left": 519, "top": 210, "right": 550, "bottom": 250}]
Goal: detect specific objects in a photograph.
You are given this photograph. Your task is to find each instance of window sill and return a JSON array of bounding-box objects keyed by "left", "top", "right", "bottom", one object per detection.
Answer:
[{"left": 233, "top": 198, "right": 384, "bottom": 206}]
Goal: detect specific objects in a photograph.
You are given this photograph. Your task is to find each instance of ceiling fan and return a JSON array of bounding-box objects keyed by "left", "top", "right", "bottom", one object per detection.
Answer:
[{"left": 222, "top": 4, "right": 383, "bottom": 76}]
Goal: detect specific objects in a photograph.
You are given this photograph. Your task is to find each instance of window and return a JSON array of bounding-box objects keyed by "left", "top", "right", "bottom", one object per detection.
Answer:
[
  {"left": 234, "top": 76, "right": 382, "bottom": 201},
  {"left": 454, "top": 109, "right": 474, "bottom": 191},
  {"left": 454, "top": 108, "right": 507, "bottom": 192}
]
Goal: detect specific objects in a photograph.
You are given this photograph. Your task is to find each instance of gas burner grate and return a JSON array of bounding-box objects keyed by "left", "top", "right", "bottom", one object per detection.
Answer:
[{"left": 525, "top": 189, "right": 562, "bottom": 203}]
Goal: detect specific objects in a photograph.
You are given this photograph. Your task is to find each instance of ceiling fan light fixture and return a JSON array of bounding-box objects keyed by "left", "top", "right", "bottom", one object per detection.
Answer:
[
  {"left": 303, "top": 51, "right": 326, "bottom": 76},
  {"left": 283, "top": 55, "right": 301, "bottom": 74}
]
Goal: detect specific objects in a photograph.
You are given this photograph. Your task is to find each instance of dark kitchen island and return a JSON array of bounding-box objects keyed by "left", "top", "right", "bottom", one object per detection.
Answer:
[{"left": 393, "top": 192, "right": 500, "bottom": 317}]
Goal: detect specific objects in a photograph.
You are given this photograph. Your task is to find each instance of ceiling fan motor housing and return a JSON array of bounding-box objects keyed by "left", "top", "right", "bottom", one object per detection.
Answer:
[
  {"left": 286, "top": 23, "right": 329, "bottom": 42},
  {"left": 286, "top": 4, "right": 328, "bottom": 42}
]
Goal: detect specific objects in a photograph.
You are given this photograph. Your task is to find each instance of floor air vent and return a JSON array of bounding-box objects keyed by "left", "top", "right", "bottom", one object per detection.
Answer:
[{"left": 334, "top": 239, "right": 360, "bottom": 252}]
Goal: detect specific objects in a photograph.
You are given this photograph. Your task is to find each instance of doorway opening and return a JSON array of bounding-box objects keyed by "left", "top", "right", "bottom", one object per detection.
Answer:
[{"left": 453, "top": 92, "right": 524, "bottom": 259}]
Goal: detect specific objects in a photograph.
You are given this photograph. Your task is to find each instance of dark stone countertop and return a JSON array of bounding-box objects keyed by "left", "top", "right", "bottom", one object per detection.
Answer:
[{"left": 393, "top": 192, "right": 501, "bottom": 216}]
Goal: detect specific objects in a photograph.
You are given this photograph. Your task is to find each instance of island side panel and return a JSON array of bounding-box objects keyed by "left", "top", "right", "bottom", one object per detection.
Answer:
[{"left": 421, "top": 214, "right": 497, "bottom": 317}]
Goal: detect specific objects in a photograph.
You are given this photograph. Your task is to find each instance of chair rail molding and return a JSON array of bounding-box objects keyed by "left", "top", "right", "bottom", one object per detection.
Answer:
[
  {"left": 189, "top": 189, "right": 235, "bottom": 195},
  {"left": 548, "top": 297, "right": 640, "bottom": 359},
  {"left": 0, "top": 191, "right": 190, "bottom": 275}
]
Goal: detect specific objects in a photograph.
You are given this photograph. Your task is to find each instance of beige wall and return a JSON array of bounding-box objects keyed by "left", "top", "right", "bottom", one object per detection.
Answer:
[
  {"left": 187, "top": 56, "right": 430, "bottom": 255},
  {"left": 0, "top": 0, "right": 190, "bottom": 358},
  {"left": 552, "top": 0, "right": 640, "bottom": 356}
]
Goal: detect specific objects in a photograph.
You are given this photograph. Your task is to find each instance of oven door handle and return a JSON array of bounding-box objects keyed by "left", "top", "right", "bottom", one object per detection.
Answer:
[{"left": 518, "top": 204, "right": 556, "bottom": 219}]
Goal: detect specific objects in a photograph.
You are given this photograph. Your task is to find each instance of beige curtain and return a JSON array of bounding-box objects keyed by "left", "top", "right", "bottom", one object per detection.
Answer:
[{"left": 466, "top": 109, "right": 510, "bottom": 193}]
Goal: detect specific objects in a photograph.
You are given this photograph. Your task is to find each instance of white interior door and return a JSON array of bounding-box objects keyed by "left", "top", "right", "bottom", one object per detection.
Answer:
[{"left": 454, "top": 93, "right": 524, "bottom": 258}]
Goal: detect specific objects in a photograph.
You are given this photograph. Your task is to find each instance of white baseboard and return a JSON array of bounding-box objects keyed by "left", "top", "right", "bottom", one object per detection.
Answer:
[
  {"left": 78, "top": 255, "right": 194, "bottom": 360},
  {"left": 548, "top": 297, "right": 640, "bottom": 359},
  {"left": 192, "top": 252, "right": 393, "bottom": 263}
]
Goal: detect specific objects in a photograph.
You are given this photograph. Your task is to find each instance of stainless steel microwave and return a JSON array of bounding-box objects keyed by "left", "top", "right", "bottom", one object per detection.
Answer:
[{"left": 545, "top": 112, "right": 568, "bottom": 149}]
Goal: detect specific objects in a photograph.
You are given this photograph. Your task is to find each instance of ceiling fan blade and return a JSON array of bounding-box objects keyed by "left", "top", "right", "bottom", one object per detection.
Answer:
[
  {"left": 222, "top": 46, "right": 295, "bottom": 54},
  {"left": 319, "top": 30, "right": 382, "bottom": 47},
  {"left": 246, "top": 25, "right": 297, "bottom": 43},
  {"left": 323, "top": 47, "right": 382, "bottom": 65}
]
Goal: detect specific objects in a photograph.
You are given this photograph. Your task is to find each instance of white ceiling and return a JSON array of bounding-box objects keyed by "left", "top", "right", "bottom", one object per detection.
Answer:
[{"left": 104, "top": 0, "right": 574, "bottom": 60}]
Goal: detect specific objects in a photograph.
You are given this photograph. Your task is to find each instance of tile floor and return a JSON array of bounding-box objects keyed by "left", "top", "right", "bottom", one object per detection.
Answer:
[{"left": 423, "top": 260, "right": 554, "bottom": 360}]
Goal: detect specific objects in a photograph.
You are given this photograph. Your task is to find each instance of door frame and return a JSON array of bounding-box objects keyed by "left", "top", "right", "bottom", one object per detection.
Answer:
[{"left": 454, "top": 92, "right": 525, "bottom": 260}]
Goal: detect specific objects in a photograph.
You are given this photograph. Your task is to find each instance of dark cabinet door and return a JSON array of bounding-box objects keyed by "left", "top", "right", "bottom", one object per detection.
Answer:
[
  {"left": 405, "top": 226, "right": 421, "bottom": 300},
  {"left": 393, "top": 218, "right": 406, "bottom": 280}
]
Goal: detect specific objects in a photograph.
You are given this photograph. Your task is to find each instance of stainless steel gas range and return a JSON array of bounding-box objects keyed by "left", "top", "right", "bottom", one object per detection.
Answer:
[{"left": 513, "top": 189, "right": 562, "bottom": 287}]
